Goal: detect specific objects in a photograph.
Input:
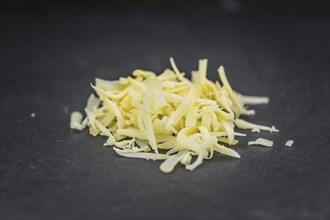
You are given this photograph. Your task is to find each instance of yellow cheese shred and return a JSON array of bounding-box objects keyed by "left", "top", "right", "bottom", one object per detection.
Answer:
[
  {"left": 248, "top": 138, "right": 274, "bottom": 147},
  {"left": 70, "top": 58, "right": 279, "bottom": 173},
  {"left": 70, "top": 111, "right": 84, "bottom": 130},
  {"left": 235, "top": 119, "right": 279, "bottom": 132},
  {"left": 160, "top": 150, "right": 188, "bottom": 173},
  {"left": 285, "top": 140, "right": 294, "bottom": 147}
]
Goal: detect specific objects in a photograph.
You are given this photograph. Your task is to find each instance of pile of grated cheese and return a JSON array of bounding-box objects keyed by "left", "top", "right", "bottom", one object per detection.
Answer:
[{"left": 70, "top": 58, "right": 279, "bottom": 173}]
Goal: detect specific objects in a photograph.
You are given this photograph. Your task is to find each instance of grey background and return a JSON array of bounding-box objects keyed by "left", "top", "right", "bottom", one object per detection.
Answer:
[{"left": 1, "top": 1, "right": 329, "bottom": 219}]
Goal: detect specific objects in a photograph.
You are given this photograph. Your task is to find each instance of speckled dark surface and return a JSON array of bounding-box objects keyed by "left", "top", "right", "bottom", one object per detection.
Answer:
[{"left": 1, "top": 1, "right": 329, "bottom": 219}]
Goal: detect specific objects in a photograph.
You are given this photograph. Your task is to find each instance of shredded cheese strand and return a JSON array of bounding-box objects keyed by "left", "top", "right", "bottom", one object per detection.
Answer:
[
  {"left": 285, "top": 140, "right": 294, "bottom": 147},
  {"left": 235, "top": 119, "right": 279, "bottom": 132},
  {"left": 248, "top": 138, "right": 273, "bottom": 147}
]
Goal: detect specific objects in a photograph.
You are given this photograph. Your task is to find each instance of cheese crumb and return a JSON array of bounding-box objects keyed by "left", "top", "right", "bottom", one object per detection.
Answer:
[
  {"left": 251, "top": 128, "right": 260, "bottom": 133},
  {"left": 285, "top": 140, "right": 294, "bottom": 147},
  {"left": 248, "top": 138, "right": 273, "bottom": 147},
  {"left": 30, "top": 113, "right": 36, "bottom": 118}
]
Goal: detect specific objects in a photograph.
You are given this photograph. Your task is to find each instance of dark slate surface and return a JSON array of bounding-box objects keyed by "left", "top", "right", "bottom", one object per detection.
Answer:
[{"left": 1, "top": 1, "right": 329, "bottom": 219}]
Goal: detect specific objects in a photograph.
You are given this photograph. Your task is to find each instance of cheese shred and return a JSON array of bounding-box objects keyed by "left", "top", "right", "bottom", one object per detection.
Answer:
[
  {"left": 285, "top": 140, "right": 294, "bottom": 147},
  {"left": 70, "top": 58, "right": 279, "bottom": 173},
  {"left": 248, "top": 138, "right": 274, "bottom": 147}
]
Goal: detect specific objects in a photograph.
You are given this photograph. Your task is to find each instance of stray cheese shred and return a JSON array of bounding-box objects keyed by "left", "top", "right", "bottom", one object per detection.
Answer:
[
  {"left": 248, "top": 138, "right": 274, "bottom": 147},
  {"left": 70, "top": 58, "right": 279, "bottom": 173},
  {"left": 285, "top": 140, "right": 294, "bottom": 147}
]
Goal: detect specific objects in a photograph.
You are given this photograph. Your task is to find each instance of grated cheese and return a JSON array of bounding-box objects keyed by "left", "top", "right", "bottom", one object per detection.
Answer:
[
  {"left": 70, "top": 111, "right": 84, "bottom": 130},
  {"left": 235, "top": 119, "right": 279, "bottom": 132},
  {"left": 70, "top": 58, "right": 279, "bottom": 173},
  {"left": 285, "top": 140, "right": 294, "bottom": 147},
  {"left": 236, "top": 93, "right": 269, "bottom": 105},
  {"left": 248, "top": 138, "right": 273, "bottom": 147}
]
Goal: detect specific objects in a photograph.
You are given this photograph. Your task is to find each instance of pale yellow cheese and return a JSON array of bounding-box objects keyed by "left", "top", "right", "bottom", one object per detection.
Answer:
[
  {"left": 248, "top": 138, "right": 273, "bottom": 147},
  {"left": 285, "top": 140, "right": 294, "bottom": 147},
  {"left": 235, "top": 119, "right": 279, "bottom": 132},
  {"left": 70, "top": 111, "right": 84, "bottom": 130},
  {"left": 70, "top": 58, "right": 278, "bottom": 173},
  {"left": 160, "top": 150, "right": 188, "bottom": 173},
  {"left": 113, "top": 148, "right": 168, "bottom": 160}
]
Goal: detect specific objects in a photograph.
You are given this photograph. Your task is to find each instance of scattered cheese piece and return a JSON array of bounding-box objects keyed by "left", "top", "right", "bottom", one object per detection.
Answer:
[
  {"left": 285, "top": 140, "right": 294, "bottom": 147},
  {"left": 113, "top": 148, "right": 168, "bottom": 160},
  {"left": 70, "top": 111, "right": 84, "bottom": 130},
  {"left": 71, "top": 58, "right": 279, "bottom": 173},
  {"left": 30, "top": 113, "right": 36, "bottom": 118},
  {"left": 160, "top": 150, "right": 188, "bottom": 173},
  {"left": 248, "top": 138, "right": 273, "bottom": 147},
  {"left": 236, "top": 93, "right": 269, "bottom": 105},
  {"left": 235, "top": 119, "right": 279, "bottom": 132}
]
